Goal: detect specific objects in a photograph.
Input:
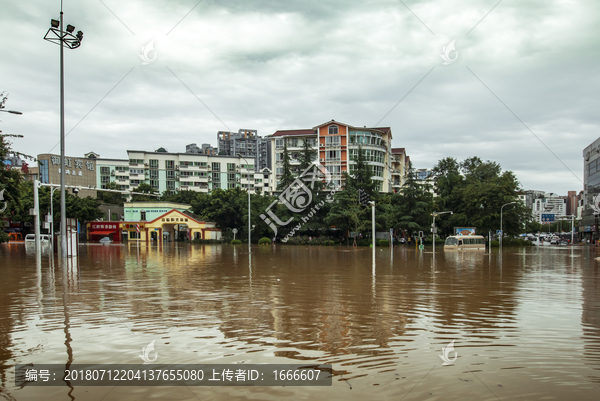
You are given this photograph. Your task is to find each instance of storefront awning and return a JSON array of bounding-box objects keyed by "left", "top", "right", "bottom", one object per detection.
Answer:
[{"left": 89, "top": 230, "right": 116, "bottom": 236}]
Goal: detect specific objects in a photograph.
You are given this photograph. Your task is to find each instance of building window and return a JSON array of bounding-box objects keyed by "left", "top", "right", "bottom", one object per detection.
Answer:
[
  {"left": 167, "top": 181, "right": 175, "bottom": 189},
  {"left": 150, "top": 180, "right": 159, "bottom": 189},
  {"left": 328, "top": 125, "right": 338, "bottom": 135},
  {"left": 227, "top": 163, "right": 236, "bottom": 172},
  {"left": 100, "top": 166, "right": 110, "bottom": 175},
  {"left": 149, "top": 159, "right": 159, "bottom": 169},
  {"left": 290, "top": 138, "right": 298, "bottom": 147},
  {"left": 326, "top": 150, "right": 340, "bottom": 161},
  {"left": 212, "top": 162, "right": 220, "bottom": 172},
  {"left": 101, "top": 176, "right": 111, "bottom": 184},
  {"left": 166, "top": 170, "right": 174, "bottom": 179},
  {"left": 140, "top": 210, "right": 146, "bottom": 221},
  {"left": 129, "top": 231, "right": 140, "bottom": 239},
  {"left": 325, "top": 136, "right": 340, "bottom": 146},
  {"left": 275, "top": 139, "right": 284, "bottom": 149},
  {"left": 212, "top": 172, "right": 220, "bottom": 182},
  {"left": 228, "top": 173, "right": 236, "bottom": 181},
  {"left": 165, "top": 160, "right": 175, "bottom": 169},
  {"left": 228, "top": 182, "right": 237, "bottom": 189},
  {"left": 120, "top": 185, "right": 129, "bottom": 191},
  {"left": 150, "top": 170, "right": 159, "bottom": 179}
]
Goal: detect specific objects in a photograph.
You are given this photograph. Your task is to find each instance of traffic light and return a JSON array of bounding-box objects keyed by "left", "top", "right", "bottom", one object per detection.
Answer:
[{"left": 359, "top": 189, "right": 370, "bottom": 206}]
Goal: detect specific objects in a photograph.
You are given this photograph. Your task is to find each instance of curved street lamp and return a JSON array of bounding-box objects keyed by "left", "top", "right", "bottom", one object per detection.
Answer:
[
  {"left": 43, "top": 6, "right": 84, "bottom": 258},
  {"left": 500, "top": 202, "right": 517, "bottom": 251}
]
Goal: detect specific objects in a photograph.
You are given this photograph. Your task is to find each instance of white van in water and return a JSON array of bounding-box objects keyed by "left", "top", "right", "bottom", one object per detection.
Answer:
[
  {"left": 444, "top": 235, "right": 486, "bottom": 250},
  {"left": 24, "top": 234, "right": 50, "bottom": 243}
]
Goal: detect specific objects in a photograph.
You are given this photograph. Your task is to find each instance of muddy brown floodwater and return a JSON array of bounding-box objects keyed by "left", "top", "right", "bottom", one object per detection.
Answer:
[{"left": 1, "top": 242, "right": 600, "bottom": 400}]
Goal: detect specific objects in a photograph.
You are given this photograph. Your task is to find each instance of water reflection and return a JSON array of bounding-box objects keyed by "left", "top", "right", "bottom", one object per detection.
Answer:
[{"left": 0, "top": 244, "right": 599, "bottom": 399}]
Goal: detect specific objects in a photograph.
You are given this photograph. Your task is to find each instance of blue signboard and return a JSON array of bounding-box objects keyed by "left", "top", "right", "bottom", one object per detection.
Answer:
[{"left": 541, "top": 213, "right": 555, "bottom": 224}]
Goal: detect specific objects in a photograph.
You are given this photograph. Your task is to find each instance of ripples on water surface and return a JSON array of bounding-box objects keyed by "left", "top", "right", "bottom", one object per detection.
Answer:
[{"left": 1, "top": 243, "right": 600, "bottom": 400}]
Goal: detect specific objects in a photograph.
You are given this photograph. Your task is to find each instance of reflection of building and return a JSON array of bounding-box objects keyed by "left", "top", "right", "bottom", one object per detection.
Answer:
[
  {"left": 269, "top": 120, "right": 394, "bottom": 192},
  {"left": 36, "top": 153, "right": 97, "bottom": 197},
  {"left": 581, "top": 138, "right": 600, "bottom": 242}
]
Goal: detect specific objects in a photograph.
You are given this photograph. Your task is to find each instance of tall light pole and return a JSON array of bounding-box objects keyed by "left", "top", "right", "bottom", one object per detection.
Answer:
[
  {"left": 44, "top": 6, "right": 84, "bottom": 257},
  {"left": 500, "top": 201, "right": 516, "bottom": 251},
  {"left": 431, "top": 211, "right": 453, "bottom": 253},
  {"left": 237, "top": 154, "right": 252, "bottom": 254}
]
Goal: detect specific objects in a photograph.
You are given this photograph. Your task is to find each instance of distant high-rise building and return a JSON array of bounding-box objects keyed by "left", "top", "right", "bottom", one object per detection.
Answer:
[
  {"left": 186, "top": 143, "right": 217, "bottom": 155},
  {"left": 216, "top": 129, "right": 271, "bottom": 171}
]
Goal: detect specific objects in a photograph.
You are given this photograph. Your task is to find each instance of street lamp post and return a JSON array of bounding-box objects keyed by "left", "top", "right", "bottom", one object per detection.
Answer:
[
  {"left": 500, "top": 202, "right": 516, "bottom": 251},
  {"left": 431, "top": 211, "right": 453, "bottom": 253},
  {"left": 44, "top": 7, "right": 84, "bottom": 258},
  {"left": 237, "top": 154, "right": 252, "bottom": 254}
]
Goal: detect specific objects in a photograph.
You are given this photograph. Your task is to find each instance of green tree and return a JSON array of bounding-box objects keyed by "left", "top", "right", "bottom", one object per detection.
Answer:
[
  {"left": 390, "top": 163, "right": 433, "bottom": 235},
  {"left": 0, "top": 134, "right": 25, "bottom": 219},
  {"left": 131, "top": 183, "right": 158, "bottom": 202},
  {"left": 277, "top": 141, "right": 295, "bottom": 191},
  {"left": 98, "top": 181, "right": 126, "bottom": 205},
  {"left": 160, "top": 189, "right": 199, "bottom": 204},
  {"left": 298, "top": 138, "right": 317, "bottom": 171},
  {"left": 344, "top": 145, "right": 377, "bottom": 197}
]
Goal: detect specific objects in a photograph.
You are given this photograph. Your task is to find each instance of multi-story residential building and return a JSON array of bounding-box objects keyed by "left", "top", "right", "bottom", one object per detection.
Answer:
[
  {"left": 125, "top": 149, "right": 271, "bottom": 195},
  {"left": 566, "top": 190, "right": 578, "bottom": 217},
  {"left": 532, "top": 192, "right": 567, "bottom": 223},
  {"left": 581, "top": 137, "right": 600, "bottom": 241},
  {"left": 269, "top": 120, "right": 394, "bottom": 192},
  {"left": 217, "top": 129, "right": 271, "bottom": 171},
  {"left": 390, "top": 148, "right": 409, "bottom": 193}
]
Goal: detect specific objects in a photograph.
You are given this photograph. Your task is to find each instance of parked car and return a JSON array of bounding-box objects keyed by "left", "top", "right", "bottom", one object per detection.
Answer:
[{"left": 24, "top": 234, "right": 50, "bottom": 243}]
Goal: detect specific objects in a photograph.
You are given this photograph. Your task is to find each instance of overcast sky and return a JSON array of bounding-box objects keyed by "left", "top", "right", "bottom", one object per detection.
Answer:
[{"left": 1, "top": 0, "right": 598, "bottom": 194}]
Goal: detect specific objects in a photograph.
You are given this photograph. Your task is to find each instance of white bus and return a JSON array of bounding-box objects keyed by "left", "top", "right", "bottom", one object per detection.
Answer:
[{"left": 444, "top": 235, "right": 486, "bottom": 250}]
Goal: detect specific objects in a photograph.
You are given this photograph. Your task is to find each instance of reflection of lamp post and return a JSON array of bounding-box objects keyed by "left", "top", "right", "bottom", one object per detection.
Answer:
[
  {"left": 500, "top": 202, "right": 516, "bottom": 251},
  {"left": 237, "top": 154, "right": 252, "bottom": 254},
  {"left": 44, "top": 7, "right": 84, "bottom": 257},
  {"left": 431, "top": 211, "right": 453, "bottom": 253}
]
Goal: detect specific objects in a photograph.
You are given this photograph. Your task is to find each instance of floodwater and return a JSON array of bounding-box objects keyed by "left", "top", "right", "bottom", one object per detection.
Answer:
[{"left": 1, "top": 242, "right": 600, "bottom": 400}]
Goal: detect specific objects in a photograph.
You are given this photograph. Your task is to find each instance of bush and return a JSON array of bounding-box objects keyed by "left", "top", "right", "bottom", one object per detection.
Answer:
[
  {"left": 490, "top": 240, "right": 500, "bottom": 247},
  {"left": 0, "top": 231, "right": 8, "bottom": 244},
  {"left": 258, "top": 237, "right": 272, "bottom": 245},
  {"left": 325, "top": 240, "right": 336, "bottom": 246},
  {"left": 230, "top": 239, "right": 242, "bottom": 244},
  {"left": 378, "top": 239, "right": 389, "bottom": 247}
]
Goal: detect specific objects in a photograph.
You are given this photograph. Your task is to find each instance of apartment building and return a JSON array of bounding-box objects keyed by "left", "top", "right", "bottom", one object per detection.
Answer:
[
  {"left": 390, "top": 148, "right": 410, "bottom": 193},
  {"left": 269, "top": 120, "right": 394, "bottom": 192},
  {"left": 217, "top": 129, "right": 271, "bottom": 171}
]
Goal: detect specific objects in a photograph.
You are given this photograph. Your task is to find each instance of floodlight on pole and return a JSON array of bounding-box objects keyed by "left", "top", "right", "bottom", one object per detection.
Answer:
[{"left": 44, "top": 5, "right": 84, "bottom": 258}]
